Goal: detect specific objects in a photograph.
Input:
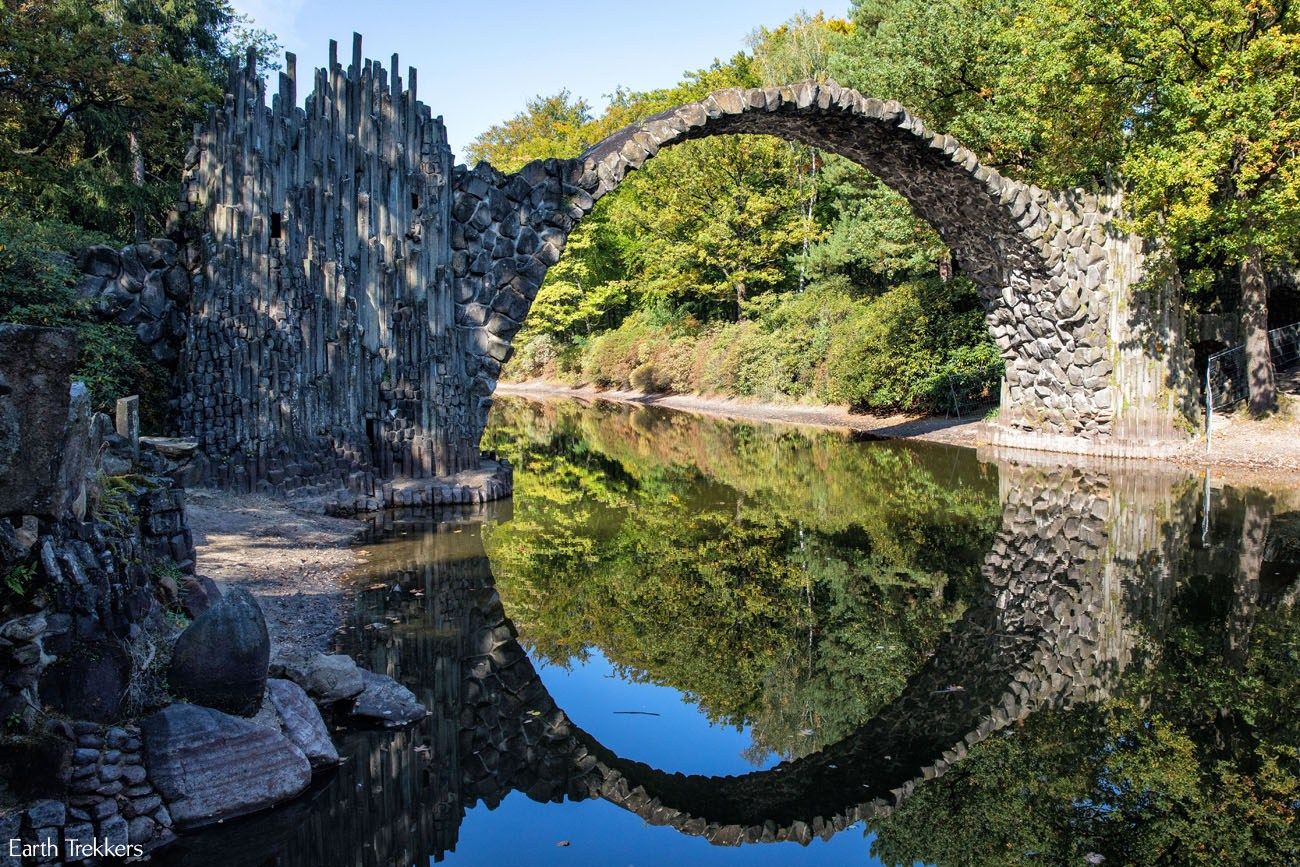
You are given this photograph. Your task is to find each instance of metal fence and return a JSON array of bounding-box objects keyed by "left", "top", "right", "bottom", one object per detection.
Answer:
[{"left": 1205, "top": 321, "right": 1300, "bottom": 444}]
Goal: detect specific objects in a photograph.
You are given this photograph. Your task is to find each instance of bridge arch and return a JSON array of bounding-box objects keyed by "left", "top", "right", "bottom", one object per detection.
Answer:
[{"left": 450, "top": 81, "right": 1187, "bottom": 453}]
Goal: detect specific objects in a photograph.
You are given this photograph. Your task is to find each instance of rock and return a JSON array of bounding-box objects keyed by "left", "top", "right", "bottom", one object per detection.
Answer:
[
  {"left": 62, "top": 821, "right": 95, "bottom": 851},
  {"left": 75, "top": 274, "right": 107, "bottom": 300},
  {"left": 0, "top": 326, "right": 80, "bottom": 518},
  {"left": 127, "top": 815, "right": 158, "bottom": 845},
  {"left": 124, "top": 795, "right": 161, "bottom": 818},
  {"left": 271, "top": 650, "right": 364, "bottom": 704},
  {"left": 168, "top": 587, "right": 270, "bottom": 716},
  {"left": 141, "top": 704, "right": 311, "bottom": 830},
  {"left": 140, "top": 276, "right": 169, "bottom": 319},
  {"left": 266, "top": 678, "right": 339, "bottom": 770},
  {"left": 99, "top": 813, "right": 129, "bottom": 847},
  {"left": 348, "top": 670, "right": 427, "bottom": 727},
  {"left": 0, "top": 614, "right": 46, "bottom": 643},
  {"left": 26, "top": 799, "right": 65, "bottom": 828},
  {"left": 38, "top": 640, "right": 130, "bottom": 723},
  {"left": 89, "top": 799, "right": 118, "bottom": 820},
  {"left": 177, "top": 574, "right": 221, "bottom": 619},
  {"left": 140, "top": 437, "right": 199, "bottom": 460},
  {"left": 77, "top": 245, "right": 121, "bottom": 278}
]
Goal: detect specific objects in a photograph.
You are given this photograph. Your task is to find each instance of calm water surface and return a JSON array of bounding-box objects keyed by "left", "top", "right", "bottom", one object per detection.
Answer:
[{"left": 164, "top": 396, "right": 1300, "bottom": 866}]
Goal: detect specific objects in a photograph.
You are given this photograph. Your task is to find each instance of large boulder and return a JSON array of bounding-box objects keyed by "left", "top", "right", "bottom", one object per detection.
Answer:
[
  {"left": 168, "top": 588, "right": 269, "bottom": 716},
  {"left": 348, "top": 670, "right": 426, "bottom": 727},
  {"left": 270, "top": 650, "right": 364, "bottom": 704},
  {"left": 265, "top": 678, "right": 339, "bottom": 769},
  {"left": 0, "top": 325, "right": 79, "bottom": 518},
  {"left": 142, "top": 703, "right": 311, "bottom": 830}
]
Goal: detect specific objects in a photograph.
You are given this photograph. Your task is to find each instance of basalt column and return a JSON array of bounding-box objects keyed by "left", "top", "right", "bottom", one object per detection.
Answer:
[{"left": 177, "top": 37, "right": 505, "bottom": 501}]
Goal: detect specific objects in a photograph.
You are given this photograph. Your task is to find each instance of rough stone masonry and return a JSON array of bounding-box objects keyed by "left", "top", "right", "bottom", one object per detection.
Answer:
[{"left": 175, "top": 36, "right": 1200, "bottom": 506}]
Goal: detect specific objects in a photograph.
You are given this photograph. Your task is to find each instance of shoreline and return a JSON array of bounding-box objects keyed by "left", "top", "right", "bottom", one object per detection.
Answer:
[
  {"left": 185, "top": 490, "right": 368, "bottom": 654},
  {"left": 496, "top": 380, "right": 986, "bottom": 446},
  {"left": 496, "top": 379, "right": 1300, "bottom": 482}
]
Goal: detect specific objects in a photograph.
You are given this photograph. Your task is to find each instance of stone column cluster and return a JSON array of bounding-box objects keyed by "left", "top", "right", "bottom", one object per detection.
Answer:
[
  {"left": 75, "top": 241, "right": 195, "bottom": 368},
  {"left": 175, "top": 37, "right": 509, "bottom": 505}
]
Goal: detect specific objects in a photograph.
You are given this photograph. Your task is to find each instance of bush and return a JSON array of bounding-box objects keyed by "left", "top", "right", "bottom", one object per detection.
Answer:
[
  {"left": 0, "top": 213, "right": 168, "bottom": 422},
  {"left": 540, "top": 278, "right": 1002, "bottom": 415}
]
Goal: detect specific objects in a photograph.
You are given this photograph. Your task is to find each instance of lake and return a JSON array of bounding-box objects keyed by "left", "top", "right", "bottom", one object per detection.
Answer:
[{"left": 161, "top": 395, "right": 1300, "bottom": 866}]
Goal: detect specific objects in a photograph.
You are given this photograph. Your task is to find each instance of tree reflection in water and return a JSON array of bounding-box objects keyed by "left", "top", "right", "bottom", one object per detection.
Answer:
[{"left": 158, "top": 398, "right": 1299, "bottom": 867}]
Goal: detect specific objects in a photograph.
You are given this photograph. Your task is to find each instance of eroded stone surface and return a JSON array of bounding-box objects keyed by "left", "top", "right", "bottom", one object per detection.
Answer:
[
  {"left": 0, "top": 326, "right": 79, "bottom": 518},
  {"left": 348, "top": 670, "right": 426, "bottom": 727},
  {"left": 141, "top": 703, "right": 311, "bottom": 830},
  {"left": 266, "top": 678, "right": 340, "bottom": 769}
]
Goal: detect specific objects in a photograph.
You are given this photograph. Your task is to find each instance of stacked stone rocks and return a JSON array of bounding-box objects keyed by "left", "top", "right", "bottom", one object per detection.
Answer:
[
  {"left": 449, "top": 81, "right": 1198, "bottom": 454},
  {"left": 65, "top": 722, "right": 174, "bottom": 854},
  {"left": 0, "top": 329, "right": 198, "bottom": 729},
  {"left": 76, "top": 241, "right": 193, "bottom": 368},
  {"left": 175, "top": 37, "right": 510, "bottom": 507}
]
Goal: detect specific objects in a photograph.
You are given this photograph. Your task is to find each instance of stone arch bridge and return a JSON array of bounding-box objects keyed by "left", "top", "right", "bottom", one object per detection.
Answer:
[{"left": 172, "top": 38, "right": 1195, "bottom": 505}]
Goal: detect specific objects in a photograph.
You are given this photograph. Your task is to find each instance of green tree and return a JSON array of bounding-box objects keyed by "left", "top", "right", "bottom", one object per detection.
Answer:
[
  {"left": 465, "top": 90, "right": 593, "bottom": 173},
  {"left": 0, "top": 0, "right": 275, "bottom": 240},
  {"left": 1047, "top": 0, "right": 1300, "bottom": 414}
]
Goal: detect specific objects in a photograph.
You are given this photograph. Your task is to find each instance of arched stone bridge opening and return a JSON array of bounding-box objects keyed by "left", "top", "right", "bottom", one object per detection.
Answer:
[
  {"left": 451, "top": 83, "right": 1198, "bottom": 460},
  {"left": 176, "top": 39, "right": 1196, "bottom": 506}
]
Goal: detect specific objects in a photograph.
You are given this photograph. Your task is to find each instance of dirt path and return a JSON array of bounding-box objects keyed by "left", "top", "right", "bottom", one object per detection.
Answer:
[
  {"left": 497, "top": 380, "right": 1300, "bottom": 478},
  {"left": 185, "top": 490, "right": 367, "bottom": 654}
]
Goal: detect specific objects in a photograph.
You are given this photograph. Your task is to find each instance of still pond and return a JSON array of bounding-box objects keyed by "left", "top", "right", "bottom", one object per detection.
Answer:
[{"left": 161, "top": 395, "right": 1300, "bottom": 866}]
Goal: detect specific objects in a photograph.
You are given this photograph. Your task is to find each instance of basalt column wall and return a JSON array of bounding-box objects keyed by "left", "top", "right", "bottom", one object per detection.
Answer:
[{"left": 177, "top": 38, "right": 490, "bottom": 497}]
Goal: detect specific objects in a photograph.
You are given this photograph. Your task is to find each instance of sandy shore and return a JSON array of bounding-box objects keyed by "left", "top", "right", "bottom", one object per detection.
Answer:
[
  {"left": 497, "top": 380, "right": 1300, "bottom": 479},
  {"left": 186, "top": 490, "right": 367, "bottom": 654}
]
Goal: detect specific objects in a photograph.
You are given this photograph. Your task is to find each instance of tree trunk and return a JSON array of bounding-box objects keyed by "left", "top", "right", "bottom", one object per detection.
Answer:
[
  {"left": 1240, "top": 247, "right": 1276, "bottom": 415},
  {"left": 736, "top": 279, "right": 747, "bottom": 321},
  {"left": 1226, "top": 495, "right": 1269, "bottom": 670},
  {"left": 129, "top": 123, "right": 146, "bottom": 242}
]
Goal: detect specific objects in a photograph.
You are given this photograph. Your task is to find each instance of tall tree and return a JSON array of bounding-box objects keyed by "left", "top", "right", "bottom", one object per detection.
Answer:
[
  {"left": 0, "top": 0, "right": 274, "bottom": 240},
  {"left": 1060, "top": 0, "right": 1300, "bottom": 415}
]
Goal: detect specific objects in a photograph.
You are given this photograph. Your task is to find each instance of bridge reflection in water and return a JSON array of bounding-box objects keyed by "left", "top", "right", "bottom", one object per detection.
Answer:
[{"left": 158, "top": 411, "right": 1295, "bottom": 867}]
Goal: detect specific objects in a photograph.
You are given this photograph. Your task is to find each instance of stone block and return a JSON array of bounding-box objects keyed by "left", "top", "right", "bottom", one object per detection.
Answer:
[
  {"left": 168, "top": 587, "right": 269, "bottom": 716},
  {"left": 141, "top": 703, "right": 311, "bottom": 830},
  {"left": 0, "top": 326, "right": 80, "bottom": 518}
]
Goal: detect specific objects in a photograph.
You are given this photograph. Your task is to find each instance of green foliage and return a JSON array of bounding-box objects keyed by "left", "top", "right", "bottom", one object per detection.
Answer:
[
  {"left": 2, "top": 563, "right": 35, "bottom": 599},
  {"left": 465, "top": 90, "right": 594, "bottom": 173},
  {"left": 95, "top": 473, "right": 144, "bottom": 535},
  {"left": 0, "top": 212, "right": 168, "bottom": 415},
  {"left": 0, "top": 0, "right": 277, "bottom": 239},
  {"left": 0, "top": 0, "right": 262, "bottom": 424},
  {"left": 525, "top": 282, "right": 999, "bottom": 413}
]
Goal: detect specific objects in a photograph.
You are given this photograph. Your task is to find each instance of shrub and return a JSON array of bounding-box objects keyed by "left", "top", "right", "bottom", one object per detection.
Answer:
[{"left": 0, "top": 213, "right": 168, "bottom": 421}]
